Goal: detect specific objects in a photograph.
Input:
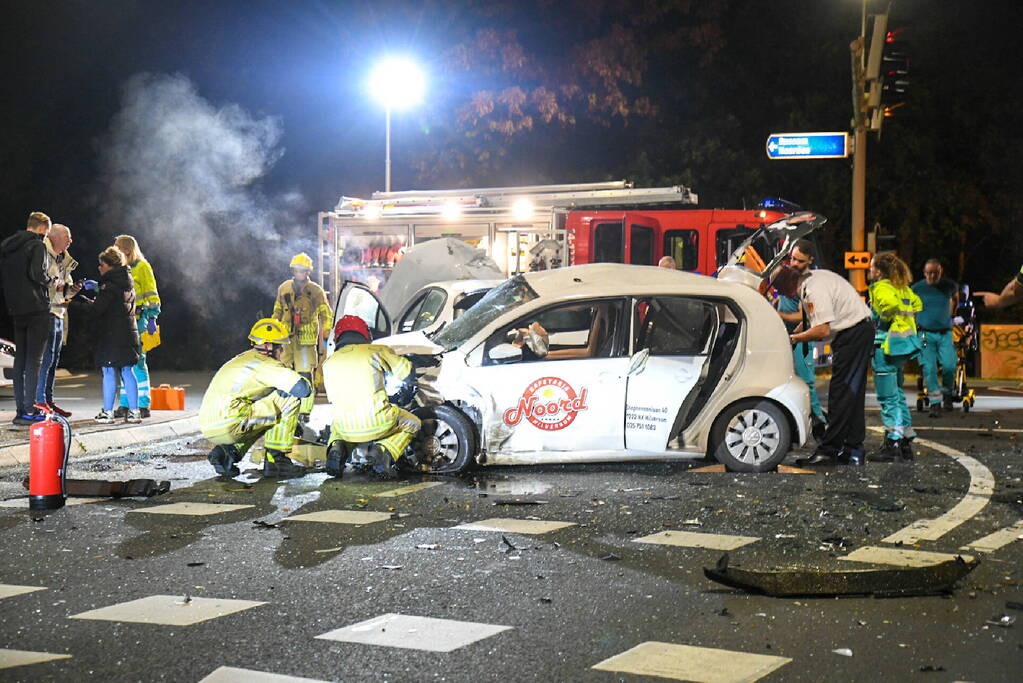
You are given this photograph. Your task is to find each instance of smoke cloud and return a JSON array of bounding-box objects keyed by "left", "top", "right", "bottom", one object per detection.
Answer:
[{"left": 97, "top": 73, "right": 312, "bottom": 364}]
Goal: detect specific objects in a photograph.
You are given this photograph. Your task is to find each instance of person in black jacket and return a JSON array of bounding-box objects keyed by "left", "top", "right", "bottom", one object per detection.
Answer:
[
  {"left": 0, "top": 212, "right": 54, "bottom": 425},
  {"left": 78, "top": 246, "right": 142, "bottom": 424}
]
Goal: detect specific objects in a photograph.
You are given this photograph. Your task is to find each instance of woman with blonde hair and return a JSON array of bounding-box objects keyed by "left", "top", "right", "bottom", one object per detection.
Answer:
[
  {"left": 868, "top": 251, "right": 922, "bottom": 462},
  {"left": 112, "top": 234, "right": 160, "bottom": 418}
]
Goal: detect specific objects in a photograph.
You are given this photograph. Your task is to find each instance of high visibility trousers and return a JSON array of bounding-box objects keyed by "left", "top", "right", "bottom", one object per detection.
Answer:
[
  {"left": 792, "top": 342, "right": 825, "bottom": 422},
  {"left": 203, "top": 392, "right": 301, "bottom": 458},
  {"left": 280, "top": 343, "right": 319, "bottom": 413},
  {"left": 919, "top": 330, "right": 956, "bottom": 405},
  {"left": 873, "top": 348, "right": 916, "bottom": 442},
  {"left": 331, "top": 407, "right": 421, "bottom": 461},
  {"left": 118, "top": 350, "right": 151, "bottom": 409}
]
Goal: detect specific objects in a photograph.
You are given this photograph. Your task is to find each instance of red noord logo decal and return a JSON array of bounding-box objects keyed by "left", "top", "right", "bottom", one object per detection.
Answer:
[{"left": 503, "top": 377, "right": 589, "bottom": 431}]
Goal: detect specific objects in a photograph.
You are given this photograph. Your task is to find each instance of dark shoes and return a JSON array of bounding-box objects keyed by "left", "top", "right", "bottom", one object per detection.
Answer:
[
  {"left": 900, "top": 438, "right": 915, "bottom": 461},
  {"left": 12, "top": 412, "right": 44, "bottom": 426},
  {"left": 869, "top": 437, "right": 901, "bottom": 462},
  {"left": 943, "top": 396, "right": 954, "bottom": 412},
  {"left": 796, "top": 451, "right": 835, "bottom": 467},
  {"left": 139, "top": 407, "right": 151, "bottom": 419},
  {"left": 112, "top": 406, "right": 129, "bottom": 419},
  {"left": 837, "top": 446, "right": 865, "bottom": 467},
  {"left": 262, "top": 449, "right": 307, "bottom": 478},
  {"left": 370, "top": 444, "right": 398, "bottom": 479},
  {"left": 326, "top": 441, "right": 347, "bottom": 478},
  {"left": 208, "top": 445, "right": 241, "bottom": 477},
  {"left": 928, "top": 403, "right": 942, "bottom": 418},
  {"left": 797, "top": 447, "right": 865, "bottom": 467}
]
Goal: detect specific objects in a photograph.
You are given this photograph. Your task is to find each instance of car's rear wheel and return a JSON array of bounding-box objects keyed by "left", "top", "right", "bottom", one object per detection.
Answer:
[
  {"left": 708, "top": 400, "right": 791, "bottom": 473},
  {"left": 412, "top": 404, "right": 477, "bottom": 474}
]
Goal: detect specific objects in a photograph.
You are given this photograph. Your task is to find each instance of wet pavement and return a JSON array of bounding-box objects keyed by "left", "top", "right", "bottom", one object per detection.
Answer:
[{"left": 0, "top": 407, "right": 1022, "bottom": 681}]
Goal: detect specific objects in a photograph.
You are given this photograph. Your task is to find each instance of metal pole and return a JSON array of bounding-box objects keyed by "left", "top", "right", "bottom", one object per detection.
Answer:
[
  {"left": 384, "top": 104, "right": 392, "bottom": 193},
  {"left": 849, "top": 0, "right": 868, "bottom": 292}
]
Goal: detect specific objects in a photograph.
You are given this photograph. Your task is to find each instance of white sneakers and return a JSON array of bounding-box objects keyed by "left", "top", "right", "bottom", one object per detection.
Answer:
[{"left": 95, "top": 409, "right": 142, "bottom": 424}]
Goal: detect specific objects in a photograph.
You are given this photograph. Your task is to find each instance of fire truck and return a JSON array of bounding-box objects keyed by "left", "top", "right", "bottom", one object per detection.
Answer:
[{"left": 316, "top": 180, "right": 793, "bottom": 297}]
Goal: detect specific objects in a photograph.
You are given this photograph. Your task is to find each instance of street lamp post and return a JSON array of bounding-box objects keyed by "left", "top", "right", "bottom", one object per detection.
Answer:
[{"left": 369, "top": 58, "right": 425, "bottom": 193}]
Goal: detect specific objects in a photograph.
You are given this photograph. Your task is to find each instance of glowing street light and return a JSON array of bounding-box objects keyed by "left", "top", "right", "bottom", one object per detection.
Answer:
[{"left": 369, "top": 58, "right": 425, "bottom": 193}]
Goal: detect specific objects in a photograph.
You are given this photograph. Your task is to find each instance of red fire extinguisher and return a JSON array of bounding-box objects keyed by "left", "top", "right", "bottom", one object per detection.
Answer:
[{"left": 29, "top": 407, "right": 71, "bottom": 511}]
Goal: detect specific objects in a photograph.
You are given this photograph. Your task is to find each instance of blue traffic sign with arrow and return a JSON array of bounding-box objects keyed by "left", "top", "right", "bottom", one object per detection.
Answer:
[{"left": 765, "top": 132, "right": 850, "bottom": 159}]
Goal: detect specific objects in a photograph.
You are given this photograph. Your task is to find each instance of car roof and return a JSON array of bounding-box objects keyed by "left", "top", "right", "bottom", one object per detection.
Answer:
[{"left": 522, "top": 263, "right": 746, "bottom": 300}]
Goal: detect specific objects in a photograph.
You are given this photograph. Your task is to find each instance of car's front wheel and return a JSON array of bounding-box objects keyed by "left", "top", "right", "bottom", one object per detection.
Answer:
[
  {"left": 708, "top": 400, "right": 791, "bottom": 473},
  {"left": 411, "top": 404, "right": 477, "bottom": 474}
]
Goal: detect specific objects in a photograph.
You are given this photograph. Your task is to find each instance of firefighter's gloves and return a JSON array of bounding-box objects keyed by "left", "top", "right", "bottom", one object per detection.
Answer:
[
  {"left": 389, "top": 369, "right": 417, "bottom": 407},
  {"left": 146, "top": 317, "right": 158, "bottom": 335},
  {"left": 81, "top": 279, "right": 98, "bottom": 291}
]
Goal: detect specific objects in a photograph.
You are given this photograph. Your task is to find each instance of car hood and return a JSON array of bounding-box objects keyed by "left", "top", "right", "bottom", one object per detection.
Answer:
[{"left": 374, "top": 329, "right": 444, "bottom": 356}]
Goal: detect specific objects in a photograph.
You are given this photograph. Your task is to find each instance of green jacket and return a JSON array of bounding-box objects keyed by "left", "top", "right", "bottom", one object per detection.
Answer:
[
  {"left": 869, "top": 279, "right": 923, "bottom": 356},
  {"left": 129, "top": 258, "right": 160, "bottom": 316}
]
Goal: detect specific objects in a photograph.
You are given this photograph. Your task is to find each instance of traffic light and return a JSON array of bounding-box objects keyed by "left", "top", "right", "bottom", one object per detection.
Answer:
[{"left": 880, "top": 27, "right": 909, "bottom": 116}]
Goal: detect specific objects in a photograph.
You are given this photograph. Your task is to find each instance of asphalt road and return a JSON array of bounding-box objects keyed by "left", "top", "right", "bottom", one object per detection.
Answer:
[{"left": 0, "top": 406, "right": 1021, "bottom": 682}]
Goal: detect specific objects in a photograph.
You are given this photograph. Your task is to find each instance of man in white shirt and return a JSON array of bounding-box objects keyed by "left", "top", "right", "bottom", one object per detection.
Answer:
[{"left": 772, "top": 264, "right": 873, "bottom": 466}]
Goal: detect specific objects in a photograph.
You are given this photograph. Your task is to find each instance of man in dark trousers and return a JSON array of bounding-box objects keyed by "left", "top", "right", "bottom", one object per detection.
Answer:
[
  {"left": 772, "top": 264, "right": 874, "bottom": 466},
  {"left": 1, "top": 212, "right": 55, "bottom": 425}
]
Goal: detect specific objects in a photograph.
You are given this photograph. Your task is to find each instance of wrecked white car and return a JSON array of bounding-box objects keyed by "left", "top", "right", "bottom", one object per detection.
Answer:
[{"left": 329, "top": 212, "right": 824, "bottom": 474}]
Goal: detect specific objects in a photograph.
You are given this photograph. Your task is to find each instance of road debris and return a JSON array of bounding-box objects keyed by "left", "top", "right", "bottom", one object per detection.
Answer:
[
  {"left": 832, "top": 648, "right": 853, "bottom": 657},
  {"left": 985, "top": 614, "right": 1016, "bottom": 628},
  {"left": 416, "top": 544, "right": 439, "bottom": 550}
]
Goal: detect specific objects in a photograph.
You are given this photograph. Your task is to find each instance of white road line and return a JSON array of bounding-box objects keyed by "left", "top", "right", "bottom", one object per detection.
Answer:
[
  {"left": 876, "top": 432, "right": 995, "bottom": 545},
  {"left": 592, "top": 641, "right": 791, "bottom": 682},
  {"left": 841, "top": 546, "right": 974, "bottom": 567},
  {"left": 633, "top": 530, "right": 760, "bottom": 551},
  {"left": 960, "top": 520, "right": 1023, "bottom": 553}
]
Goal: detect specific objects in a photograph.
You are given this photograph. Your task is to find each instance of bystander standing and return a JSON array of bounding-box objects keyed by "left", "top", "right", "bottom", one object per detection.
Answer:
[
  {"left": 0, "top": 212, "right": 54, "bottom": 425},
  {"left": 36, "top": 223, "right": 81, "bottom": 416}
]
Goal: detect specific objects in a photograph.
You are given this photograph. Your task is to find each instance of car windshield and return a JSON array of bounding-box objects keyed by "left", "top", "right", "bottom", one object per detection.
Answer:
[{"left": 433, "top": 275, "right": 538, "bottom": 351}]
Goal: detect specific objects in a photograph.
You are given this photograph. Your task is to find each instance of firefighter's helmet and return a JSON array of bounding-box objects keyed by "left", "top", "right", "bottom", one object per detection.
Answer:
[
  {"left": 248, "top": 318, "right": 290, "bottom": 345},
  {"left": 333, "top": 315, "right": 371, "bottom": 345},
  {"left": 290, "top": 252, "right": 314, "bottom": 271}
]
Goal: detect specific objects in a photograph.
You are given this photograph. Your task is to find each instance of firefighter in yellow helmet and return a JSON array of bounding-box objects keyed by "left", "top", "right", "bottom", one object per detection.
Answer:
[
  {"left": 322, "top": 315, "right": 419, "bottom": 479},
  {"left": 199, "top": 318, "right": 312, "bottom": 478},
  {"left": 272, "top": 252, "right": 332, "bottom": 418}
]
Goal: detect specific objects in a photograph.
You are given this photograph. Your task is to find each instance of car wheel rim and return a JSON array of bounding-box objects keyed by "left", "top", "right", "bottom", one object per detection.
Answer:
[
  {"left": 724, "top": 409, "right": 780, "bottom": 465},
  {"left": 418, "top": 418, "right": 460, "bottom": 469}
]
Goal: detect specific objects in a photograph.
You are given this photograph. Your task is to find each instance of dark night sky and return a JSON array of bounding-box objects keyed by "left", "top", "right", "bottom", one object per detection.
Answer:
[{"left": 2, "top": 0, "right": 1021, "bottom": 366}]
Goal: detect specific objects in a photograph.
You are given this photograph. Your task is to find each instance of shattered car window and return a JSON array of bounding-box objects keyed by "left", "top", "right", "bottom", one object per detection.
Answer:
[{"left": 433, "top": 275, "right": 539, "bottom": 351}]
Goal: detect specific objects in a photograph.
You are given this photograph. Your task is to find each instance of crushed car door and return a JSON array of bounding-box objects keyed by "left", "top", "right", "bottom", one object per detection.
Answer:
[
  {"left": 328, "top": 281, "right": 392, "bottom": 354},
  {"left": 625, "top": 296, "right": 719, "bottom": 451},
  {"left": 473, "top": 298, "right": 629, "bottom": 454}
]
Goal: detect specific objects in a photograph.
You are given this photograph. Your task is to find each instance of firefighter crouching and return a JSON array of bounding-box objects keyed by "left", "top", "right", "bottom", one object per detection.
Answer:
[
  {"left": 272, "top": 252, "right": 332, "bottom": 419},
  {"left": 323, "top": 315, "right": 419, "bottom": 479},
  {"left": 200, "top": 318, "right": 312, "bottom": 478}
]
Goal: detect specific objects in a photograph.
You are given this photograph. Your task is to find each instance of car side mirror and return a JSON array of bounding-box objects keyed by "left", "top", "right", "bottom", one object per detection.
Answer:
[{"left": 488, "top": 343, "right": 523, "bottom": 364}]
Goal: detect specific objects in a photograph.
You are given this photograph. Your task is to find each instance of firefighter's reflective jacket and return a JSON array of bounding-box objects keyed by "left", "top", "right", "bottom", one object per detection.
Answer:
[
  {"left": 869, "top": 279, "right": 923, "bottom": 356},
  {"left": 323, "top": 344, "right": 414, "bottom": 441},
  {"left": 273, "top": 279, "right": 332, "bottom": 345},
  {"left": 199, "top": 349, "right": 307, "bottom": 436}
]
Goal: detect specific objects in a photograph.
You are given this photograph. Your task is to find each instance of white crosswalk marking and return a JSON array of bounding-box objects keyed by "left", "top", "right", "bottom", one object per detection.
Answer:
[
  {"left": 199, "top": 666, "right": 330, "bottom": 683},
  {"left": 129, "top": 502, "right": 254, "bottom": 516},
  {"left": 70, "top": 595, "right": 266, "bottom": 626},
  {"left": 285, "top": 509, "right": 392, "bottom": 524},
  {"left": 960, "top": 520, "right": 1023, "bottom": 553},
  {"left": 592, "top": 641, "right": 791, "bottom": 682},
  {"left": 633, "top": 530, "right": 760, "bottom": 551},
  {"left": 841, "top": 546, "right": 975, "bottom": 567},
  {"left": 316, "top": 613, "right": 511, "bottom": 652},
  {"left": 454, "top": 518, "right": 576, "bottom": 534},
  {"left": 372, "top": 481, "right": 445, "bottom": 497},
  {"left": 0, "top": 584, "right": 46, "bottom": 600},
  {"left": 0, "top": 649, "right": 71, "bottom": 670}
]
